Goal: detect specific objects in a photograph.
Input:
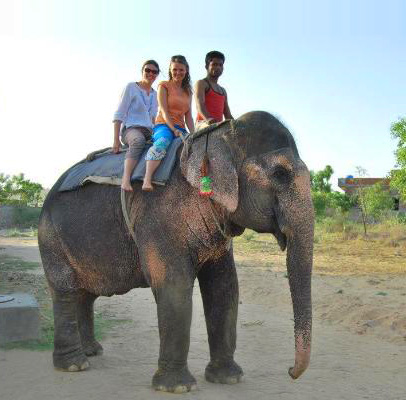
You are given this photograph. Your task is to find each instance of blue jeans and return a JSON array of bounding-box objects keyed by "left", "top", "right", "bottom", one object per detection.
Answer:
[{"left": 145, "top": 124, "right": 187, "bottom": 161}]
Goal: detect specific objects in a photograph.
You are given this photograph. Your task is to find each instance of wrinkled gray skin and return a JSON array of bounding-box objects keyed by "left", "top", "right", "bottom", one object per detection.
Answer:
[{"left": 38, "top": 111, "right": 314, "bottom": 393}]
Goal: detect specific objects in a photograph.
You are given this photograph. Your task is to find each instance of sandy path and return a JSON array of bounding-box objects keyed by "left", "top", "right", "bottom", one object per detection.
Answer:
[{"left": 1, "top": 238, "right": 405, "bottom": 400}]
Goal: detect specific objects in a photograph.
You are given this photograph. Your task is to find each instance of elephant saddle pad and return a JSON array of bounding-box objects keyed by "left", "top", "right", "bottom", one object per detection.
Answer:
[{"left": 58, "top": 138, "right": 183, "bottom": 192}]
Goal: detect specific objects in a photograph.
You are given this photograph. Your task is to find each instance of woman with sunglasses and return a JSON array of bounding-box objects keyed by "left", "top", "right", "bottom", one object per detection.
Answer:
[
  {"left": 142, "top": 55, "right": 194, "bottom": 191},
  {"left": 113, "top": 60, "right": 160, "bottom": 192}
]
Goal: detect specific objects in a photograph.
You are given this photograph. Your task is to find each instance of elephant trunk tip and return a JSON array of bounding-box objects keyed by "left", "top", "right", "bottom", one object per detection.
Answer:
[
  {"left": 288, "top": 360, "right": 309, "bottom": 380},
  {"left": 288, "top": 342, "right": 310, "bottom": 380}
]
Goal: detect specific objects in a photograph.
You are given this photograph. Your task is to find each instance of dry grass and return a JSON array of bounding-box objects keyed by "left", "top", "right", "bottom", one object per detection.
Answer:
[
  {"left": 234, "top": 221, "right": 406, "bottom": 276},
  {"left": 313, "top": 221, "right": 406, "bottom": 275}
]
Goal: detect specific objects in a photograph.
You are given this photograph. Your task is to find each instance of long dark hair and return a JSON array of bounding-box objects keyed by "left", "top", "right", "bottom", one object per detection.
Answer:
[
  {"left": 168, "top": 55, "right": 192, "bottom": 94},
  {"left": 141, "top": 59, "right": 160, "bottom": 74}
]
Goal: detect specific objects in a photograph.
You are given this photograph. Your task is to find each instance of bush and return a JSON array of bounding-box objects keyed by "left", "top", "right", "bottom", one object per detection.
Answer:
[
  {"left": 397, "top": 212, "right": 406, "bottom": 224},
  {"left": 362, "top": 183, "right": 394, "bottom": 219},
  {"left": 312, "top": 191, "right": 355, "bottom": 218},
  {"left": 312, "top": 192, "right": 329, "bottom": 218},
  {"left": 4, "top": 227, "right": 38, "bottom": 237},
  {"left": 342, "top": 223, "right": 360, "bottom": 240},
  {"left": 329, "top": 191, "right": 357, "bottom": 213},
  {"left": 0, "top": 173, "right": 44, "bottom": 207},
  {"left": 320, "top": 217, "right": 344, "bottom": 233},
  {"left": 390, "top": 117, "right": 406, "bottom": 200},
  {"left": 12, "top": 207, "right": 41, "bottom": 228},
  {"left": 243, "top": 230, "right": 256, "bottom": 241}
]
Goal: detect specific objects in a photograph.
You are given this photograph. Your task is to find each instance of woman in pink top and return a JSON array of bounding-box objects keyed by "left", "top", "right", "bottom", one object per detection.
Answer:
[{"left": 142, "top": 55, "right": 195, "bottom": 191}]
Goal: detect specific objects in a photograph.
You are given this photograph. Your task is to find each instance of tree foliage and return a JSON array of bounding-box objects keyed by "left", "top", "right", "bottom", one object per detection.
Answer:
[
  {"left": 312, "top": 191, "right": 356, "bottom": 217},
  {"left": 310, "top": 165, "right": 333, "bottom": 193},
  {"left": 0, "top": 173, "right": 44, "bottom": 207},
  {"left": 390, "top": 117, "right": 406, "bottom": 200},
  {"left": 363, "top": 183, "right": 394, "bottom": 219},
  {"left": 353, "top": 166, "right": 394, "bottom": 235},
  {"left": 310, "top": 165, "right": 355, "bottom": 218}
]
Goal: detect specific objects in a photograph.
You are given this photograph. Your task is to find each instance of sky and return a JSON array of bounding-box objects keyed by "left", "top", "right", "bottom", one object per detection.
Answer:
[{"left": 0, "top": 0, "right": 405, "bottom": 190}]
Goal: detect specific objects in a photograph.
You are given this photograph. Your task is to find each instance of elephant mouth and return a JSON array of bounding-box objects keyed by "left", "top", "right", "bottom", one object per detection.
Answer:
[
  {"left": 275, "top": 226, "right": 287, "bottom": 251},
  {"left": 271, "top": 213, "right": 287, "bottom": 251}
]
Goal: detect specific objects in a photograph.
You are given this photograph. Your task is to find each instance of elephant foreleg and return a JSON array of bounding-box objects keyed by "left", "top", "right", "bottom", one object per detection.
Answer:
[
  {"left": 52, "top": 289, "right": 89, "bottom": 371},
  {"left": 198, "top": 250, "right": 243, "bottom": 384},
  {"left": 77, "top": 291, "right": 103, "bottom": 356},
  {"left": 151, "top": 283, "right": 197, "bottom": 393}
]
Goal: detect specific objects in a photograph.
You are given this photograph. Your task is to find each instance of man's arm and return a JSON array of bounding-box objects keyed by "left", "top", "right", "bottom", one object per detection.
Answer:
[
  {"left": 223, "top": 89, "right": 233, "bottom": 120},
  {"left": 194, "top": 80, "right": 214, "bottom": 122}
]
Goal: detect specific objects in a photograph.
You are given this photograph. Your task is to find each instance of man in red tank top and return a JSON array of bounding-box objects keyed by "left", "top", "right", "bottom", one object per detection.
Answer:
[{"left": 195, "top": 51, "right": 233, "bottom": 129}]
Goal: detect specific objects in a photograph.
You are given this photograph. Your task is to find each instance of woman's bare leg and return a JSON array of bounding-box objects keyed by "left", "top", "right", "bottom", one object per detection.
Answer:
[
  {"left": 142, "top": 160, "right": 161, "bottom": 191},
  {"left": 121, "top": 128, "right": 147, "bottom": 192},
  {"left": 122, "top": 158, "right": 137, "bottom": 192}
]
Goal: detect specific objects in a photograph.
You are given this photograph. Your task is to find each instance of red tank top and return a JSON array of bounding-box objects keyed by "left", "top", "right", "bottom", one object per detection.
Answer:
[{"left": 197, "top": 80, "right": 226, "bottom": 122}]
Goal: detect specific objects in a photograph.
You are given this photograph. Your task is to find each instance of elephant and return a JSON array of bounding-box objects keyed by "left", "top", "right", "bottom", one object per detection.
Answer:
[{"left": 38, "top": 111, "right": 314, "bottom": 393}]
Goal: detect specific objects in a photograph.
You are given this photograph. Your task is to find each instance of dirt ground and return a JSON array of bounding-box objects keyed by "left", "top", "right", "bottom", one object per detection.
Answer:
[{"left": 0, "top": 237, "right": 405, "bottom": 400}]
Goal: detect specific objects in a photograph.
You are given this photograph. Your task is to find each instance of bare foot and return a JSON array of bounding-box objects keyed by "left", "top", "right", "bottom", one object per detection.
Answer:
[
  {"left": 142, "top": 182, "right": 154, "bottom": 192},
  {"left": 121, "top": 181, "right": 133, "bottom": 192}
]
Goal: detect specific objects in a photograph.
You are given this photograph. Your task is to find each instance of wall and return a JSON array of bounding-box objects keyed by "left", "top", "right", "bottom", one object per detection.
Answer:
[{"left": 0, "top": 206, "right": 41, "bottom": 229}]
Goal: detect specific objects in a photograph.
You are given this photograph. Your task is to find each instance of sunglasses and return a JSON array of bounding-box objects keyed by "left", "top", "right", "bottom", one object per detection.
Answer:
[{"left": 144, "top": 68, "right": 159, "bottom": 75}]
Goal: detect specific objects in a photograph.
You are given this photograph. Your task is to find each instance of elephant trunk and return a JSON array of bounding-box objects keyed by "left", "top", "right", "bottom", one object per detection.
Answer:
[{"left": 286, "top": 223, "right": 313, "bottom": 379}]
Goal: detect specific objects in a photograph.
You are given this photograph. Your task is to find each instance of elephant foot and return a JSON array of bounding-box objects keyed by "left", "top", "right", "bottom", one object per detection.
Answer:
[
  {"left": 205, "top": 360, "right": 244, "bottom": 384},
  {"left": 53, "top": 349, "right": 90, "bottom": 372},
  {"left": 152, "top": 366, "right": 197, "bottom": 393},
  {"left": 82, "top": 340, "right": 103, "bottom": 357}
]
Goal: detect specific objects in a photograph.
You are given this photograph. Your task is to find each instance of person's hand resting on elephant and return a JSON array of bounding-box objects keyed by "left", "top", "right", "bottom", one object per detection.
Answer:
[
  {"left": 173, "top": 128, "right": 184, "bottom": 137},
  {"left": 112, "top": 137, "right": 121, "bottom": 154}
]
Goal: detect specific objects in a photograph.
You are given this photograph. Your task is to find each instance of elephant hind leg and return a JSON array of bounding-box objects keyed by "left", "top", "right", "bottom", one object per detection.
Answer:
[
  {"left": 52, "top": 289, "right": 89, "bottom": 372},
  {"left": 77, "top": 291, "right": 103, "bottom": 357}
]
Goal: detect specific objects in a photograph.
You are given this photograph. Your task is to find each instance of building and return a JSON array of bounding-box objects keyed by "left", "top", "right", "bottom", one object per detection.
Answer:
[{"left": 338, "top": 176, "right": 405, "bottom": 212}]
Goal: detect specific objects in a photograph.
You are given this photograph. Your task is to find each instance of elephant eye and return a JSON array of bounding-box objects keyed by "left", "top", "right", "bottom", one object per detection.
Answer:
[{"left": 272, "top": 167, "right": 291, "bottom": 184}]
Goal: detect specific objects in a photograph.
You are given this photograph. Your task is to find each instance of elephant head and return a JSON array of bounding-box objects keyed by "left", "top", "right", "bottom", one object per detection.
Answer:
[{"left": 181, "top": 111, "right": 314, "bottom": 379}]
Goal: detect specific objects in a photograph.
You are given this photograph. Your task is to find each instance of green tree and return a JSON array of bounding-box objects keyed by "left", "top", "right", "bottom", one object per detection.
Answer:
[
  {"left": 390, "top": 117, "right": 406, "bottom": 200},
  {"left": 310, "top": 165, "right": 333, "bottom": 192},
  {"left": 312, "top": 191, "right": 356, "bottom": 217},
  {"left": 0, "top": 173, "right": 44, "bottom": 207},
  {"left": 363, "top": 183, "right": 394, "bottom": 219},
  {"left": 0, "top": 173, "right": 14, "bottom": 204},
  {"left": 354, "top": 166, "right": 369, "bottom": 236},
  {"left": 328, "top": 191, "right": 357, "bottom": 213},
  {"left": 310, "top": 165, "right": 355, "bottom": 218},
  {"left": 311, "top": 191, "right": 329, "bottom": 217}
]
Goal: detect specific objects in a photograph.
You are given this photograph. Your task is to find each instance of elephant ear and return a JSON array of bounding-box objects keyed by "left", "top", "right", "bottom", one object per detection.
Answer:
[{"left": 181, "top": 123, "right": 239, "bottom": 213}]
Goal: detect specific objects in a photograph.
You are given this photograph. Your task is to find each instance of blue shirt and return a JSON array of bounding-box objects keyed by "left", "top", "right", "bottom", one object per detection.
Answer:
[{"left": 113, "top": 82, "right": 158, "bottom": 131}]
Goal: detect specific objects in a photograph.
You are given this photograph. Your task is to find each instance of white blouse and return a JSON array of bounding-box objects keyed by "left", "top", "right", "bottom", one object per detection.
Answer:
[{"left": 113, "top": 82, "right": 158, "bottom": 131}]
